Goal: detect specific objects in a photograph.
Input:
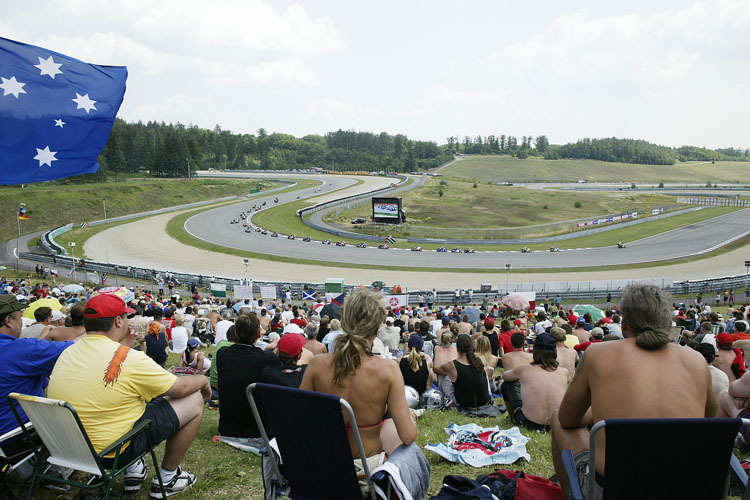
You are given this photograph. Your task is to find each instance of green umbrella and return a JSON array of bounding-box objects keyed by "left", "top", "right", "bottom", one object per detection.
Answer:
[{"left": 573, "top": 304, "right": 605, "bottom": 322}]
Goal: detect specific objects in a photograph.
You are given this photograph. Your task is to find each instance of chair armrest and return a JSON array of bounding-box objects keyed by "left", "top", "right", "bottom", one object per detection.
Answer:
[
  {"left": 561, "top": 449, "right": 585, "bottom": 500},
  {"left": 99, "top": 419, "right": 151, "bottom": 458},
  {"left": 0, "top": 421, "right": 33, "bottom": 444}
]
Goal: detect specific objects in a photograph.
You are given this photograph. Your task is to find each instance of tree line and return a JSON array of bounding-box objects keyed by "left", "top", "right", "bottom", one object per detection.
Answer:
[{"left": 73, "top": 120, "right": 749, "bottom": 182}]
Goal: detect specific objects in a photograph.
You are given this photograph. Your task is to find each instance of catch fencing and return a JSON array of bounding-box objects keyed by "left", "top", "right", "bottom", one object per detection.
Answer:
[{"left": 677, "top": 197, "right": 750, "bottom": 207}]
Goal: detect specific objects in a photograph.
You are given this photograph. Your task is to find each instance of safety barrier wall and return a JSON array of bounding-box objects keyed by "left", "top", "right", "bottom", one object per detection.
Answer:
[
  {"left": 18, "top": 251, "right": 750, "bottom": 305},
  {"left": 677, "top": 197, "right": 750, "bottom": 207}
]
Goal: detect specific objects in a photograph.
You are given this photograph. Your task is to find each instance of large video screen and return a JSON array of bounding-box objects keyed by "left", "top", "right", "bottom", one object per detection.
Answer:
[{"left": 372, "top": 197, "right": 402, "bottom": 222}]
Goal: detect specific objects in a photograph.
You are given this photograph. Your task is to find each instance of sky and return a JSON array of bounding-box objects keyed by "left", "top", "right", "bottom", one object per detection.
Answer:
[{"left": 3, "top": 0, "right": 749, "bottom": 149}]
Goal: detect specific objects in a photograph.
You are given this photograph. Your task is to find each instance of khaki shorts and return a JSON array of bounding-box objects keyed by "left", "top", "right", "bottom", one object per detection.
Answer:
[
  {"left": 353, "top": 452, "right": 386, "bottom": 497},
  {"left": 574, "top": 451, "right": 604, "bottom": 500}
]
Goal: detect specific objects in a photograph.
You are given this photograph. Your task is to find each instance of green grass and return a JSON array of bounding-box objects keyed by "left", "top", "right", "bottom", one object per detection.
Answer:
[
  {"left": 328, "top": 177, "right": 676, "bottom": 233},
  {"left": 443, "top": 155, "right": 750, "bottom": 184},
  {"left": 0, "top": 177, "right": 277, "bottom": 245},
  {"left": 27, "top": 351, "right": 554, "bottom": 500}
]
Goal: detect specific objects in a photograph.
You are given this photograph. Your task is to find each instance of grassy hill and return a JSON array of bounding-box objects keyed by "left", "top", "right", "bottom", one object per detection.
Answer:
[
  {"left": 0, "top": 178, "right": 277, "bottom": 244},
  {"left": 443, "top": 156, "right": 750, "bottom": 184}
]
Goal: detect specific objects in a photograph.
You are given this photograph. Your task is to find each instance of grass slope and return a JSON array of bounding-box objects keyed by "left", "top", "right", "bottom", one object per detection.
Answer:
[
  {"left": 444, "top": 156, "right": 750, "bottom": 184},
  {"left": 0, "top": 178, "right": 276, "bottom": 245},
  {"left": 329, "top": 177, "right": 676, "bottom": 230}
]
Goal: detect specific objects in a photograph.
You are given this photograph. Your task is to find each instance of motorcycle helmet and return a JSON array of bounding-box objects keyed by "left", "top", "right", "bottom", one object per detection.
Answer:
[
  {"left": 404, "top": 386, "right": 420, "bottom": 409},
  {"left": 421, "top": 388, "right": 444, "bottom": 410}
]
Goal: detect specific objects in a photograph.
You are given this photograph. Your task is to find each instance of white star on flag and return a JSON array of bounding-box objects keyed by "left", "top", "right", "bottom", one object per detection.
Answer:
[
  {"left": 0, "top": 76, "right": 27, "bottom": 98},
  {"left": 72, "top": 93, "right": 97, "bottom": 113},
  {"left": 34, "top": 146, "right": 58, "bottom": 167},
  {"left": 54, "top": 119, "right": 65, "bottom": 128},
  {"left": 34, "top": 56, "right": 63, "bottom": 79}
]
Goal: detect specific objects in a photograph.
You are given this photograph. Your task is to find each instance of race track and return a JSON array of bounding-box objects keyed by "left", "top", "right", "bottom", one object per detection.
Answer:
[{"left": 82, "top": 172, "right": 750, "bottom": 288}]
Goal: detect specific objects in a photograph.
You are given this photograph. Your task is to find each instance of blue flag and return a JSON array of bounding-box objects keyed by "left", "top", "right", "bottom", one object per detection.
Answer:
[
  {"left": 302, "top": 290, "right": 318, "bottom": 301},
  {"left": 0, "top": 37, "right": 127, "bottom": 184}
]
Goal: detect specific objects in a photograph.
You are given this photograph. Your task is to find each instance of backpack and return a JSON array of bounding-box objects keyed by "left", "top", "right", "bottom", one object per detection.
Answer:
[
  {"left": 477, "top": 470, "right": 564, "bottom": 500},
  {"left": 430, "top": 475, "right": 497, "bottom": 500}
]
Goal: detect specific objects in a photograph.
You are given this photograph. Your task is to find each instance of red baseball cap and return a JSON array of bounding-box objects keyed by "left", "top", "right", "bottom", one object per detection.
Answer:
[
  {"left": 716, "top": 332, "right": 733, "bottom": 348},
  {"left": 278, "top": 333, "right": 306, "bottom": 357},
  {"left": 484, "top": 317, "right": 495, "bottom": 329},
  {"left": 83, "top": 294, "right": 136, "bottom": 318}
]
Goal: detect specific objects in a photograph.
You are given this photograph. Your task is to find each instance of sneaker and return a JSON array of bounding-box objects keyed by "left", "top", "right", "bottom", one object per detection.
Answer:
[
  {"left": 150, "top": 466, "right": 197, "bottom": 498},
  {"left": 124, "top": 457, "right": 147, "bottom": 492}
]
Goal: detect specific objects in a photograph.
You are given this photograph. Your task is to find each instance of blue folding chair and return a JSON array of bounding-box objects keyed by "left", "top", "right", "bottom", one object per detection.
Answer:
[
  {"left": 246, "top": 383, "right": 378, "bottom": 500},
  {"left": 562, "top": 418, "right": 747, "bottom": 500}
]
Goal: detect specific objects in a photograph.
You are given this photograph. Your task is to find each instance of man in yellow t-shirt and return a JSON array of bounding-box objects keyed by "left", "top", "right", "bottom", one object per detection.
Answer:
[{"left": 48, "top": 294, "right": 210, "bottom": 498}]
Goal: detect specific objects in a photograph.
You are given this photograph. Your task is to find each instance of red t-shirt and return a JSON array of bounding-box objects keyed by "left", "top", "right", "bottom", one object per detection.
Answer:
[
  {"left": 499, "top": 331, "right": 514, "bottom": 354},
  {"left": 290, "top": 318, "right": 308, "bottom": 329},
  {"left": 732, "top": 332, "right": 750, "bottom": 341},
  {"left": 161, "top": 318, "right": 175, "bottom": 340}
]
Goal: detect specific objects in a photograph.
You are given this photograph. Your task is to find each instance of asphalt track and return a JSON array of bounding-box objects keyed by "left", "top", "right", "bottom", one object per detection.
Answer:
[{"left": 178, "top": 172, "right": 750, "bottom": 270}]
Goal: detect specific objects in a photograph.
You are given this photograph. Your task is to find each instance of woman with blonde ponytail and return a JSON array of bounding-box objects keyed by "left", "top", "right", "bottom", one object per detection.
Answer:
[
  {"left": 399, "top": 334, "right": 434, "bottom": 393},
  {"left": 300, "top": 290, "right": 421, "bottom": 497}
]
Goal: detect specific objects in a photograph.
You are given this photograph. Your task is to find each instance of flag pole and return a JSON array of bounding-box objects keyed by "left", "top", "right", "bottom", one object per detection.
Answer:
[{"left": 15, "top": 210, "right": 20, "bottom": 273}]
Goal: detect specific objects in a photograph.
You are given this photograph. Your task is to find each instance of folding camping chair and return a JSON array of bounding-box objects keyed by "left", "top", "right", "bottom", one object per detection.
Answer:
[
  {"left": 0, "top": 422, "right": 34, "bottom": 500},
  {"left": 8, "top": 393, "right": 166, "bottom": 500},
  {"left": 246, "top": 383, "right": 379, "bottom": 500},
  {"left": 561, "top": 418, "right": 748, "bottom": 500},
  {"left": 669, "top": 326, "right": 684, "bottom": 344}
]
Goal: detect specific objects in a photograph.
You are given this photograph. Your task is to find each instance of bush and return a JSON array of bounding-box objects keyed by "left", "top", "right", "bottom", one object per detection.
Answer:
[
  {"left": 543, "top": 205, "right": 548, "bottom": 209},
  {"left": 439, "top": 179, "right": 448, "bottom": 186},
  {"left": 473, "top": 181, "right": 478, "bottom": 188},
  {"left": 574, "top": 201, "right": 582, "bottom": 208},
  {"left": 706, "top": 181, "right": 712, "bottom": 188},
  {"left": 438, "top": 188, "right": 444, "bottom": 197},
  {"left": 658, "top": 181, "right": 664, "bottom": 188}
]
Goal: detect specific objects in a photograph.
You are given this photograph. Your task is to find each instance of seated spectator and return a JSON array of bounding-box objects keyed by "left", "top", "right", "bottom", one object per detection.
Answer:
[
  {"left": 607, "top": 314, "right": 623, "bottom": 338},
  {"left": 0, "top": 295, "right": 75, "bottom": 458},
  {"left": 399, "top": 335, "right": 433, "bottom": 394},
  {"left": 379, "top": 316, "right": 401, "bottom": 354},
  {"left": 143, "top": 321, "right": 169, "bottom": 367},
  {"left": 301, "top": 290, "right": 424, "bottom": 498},
  {"left": 713, "top": 332, "right": 745, "bottom": 382},
  {"left": 732, "top": 320, "right": 750, "bottom": 341},
  {"left": 501, "top": 332, "right": 533, "bottom": 370},
  {"left": 47, "top": 294, "right": 208, "bottom": 496},
  {"left": 170, "top": 314, "right": 189, "bottom": 354},
  {"left": 475, "top": 335, "right": 499, "bottom": 392},
  {"left": 42, "top": 301, "right": 86, "bottom": 341},
  {"left": 433, "top": 330, "right": 457, "bottom": 402},
  {"left": 574, "top": 326, "right": 604, "bottom": 353},
  {"left": 181, "top": 338, "right": 211, "bottom": 374},
  {"left": 434, "top": 334, "right": 491, "bottom": 410},
  {"left": 550, "top": 327, "right": 577, "bottom": 381},
  {"left": 209, "top": 324, "right": 236, "bottom": 399},
  {"left": 19, "top": 306, "right": 53, "bottom": 338},
  {"left": 561, "top": 323, "right": 578, "bottom": 349},
  {"left": 303, "top": 323, "right": 326, "bottom": 355},
  {"left": 501, "top": 333, "right": 569, "bottom": 431},
  {"left": 261, "top": 333, "right": 307, "bottom": 388},
  {"left": 457, "top": 314, "right": 473, "bottom": 335},
  {"left": 217, "top": 314, "right": 280, "bottom": 444},
  {"left": 315, "top": 315, "right": 330, "bottom": 342},
  {"left": 550, "top": 283, "right": 715, "bottom": 499},
  {"left": 572, "top": 318, "right": 589, "bottom": 343},
  {"left": 289, "top": 309, "right": 307, "bottom": 330},
  {"left": 322, "top": 318, "right": 343, "bottom": 352},
  {"left": 417, "top": 320, "right": 437, "bottom": 359},
  {"left": 692, "top": 343, "right": 729, "bottom": 397}
]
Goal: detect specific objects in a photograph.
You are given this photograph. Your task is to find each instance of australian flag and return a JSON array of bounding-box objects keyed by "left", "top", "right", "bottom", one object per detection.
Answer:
[{"left": 0, "top": 37, "right": 127, "bottom": 184}]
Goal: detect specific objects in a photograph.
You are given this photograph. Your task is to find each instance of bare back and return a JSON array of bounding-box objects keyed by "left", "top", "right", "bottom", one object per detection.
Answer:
[
  {"left": 556, "top": 345, "right": 577, "bottom": 382},
  {"left": 516, "top": 364, "right": 569, "bottom": 425},
  {"left": 434, "top": 345, "right": 457, "bottom": 366},
  {"left": 559, "top": 339, "right": 715, "bottom": 475},
  {"left": 299, "top": 352, "right": 410, "bottom": 458},
  {"left": 502, "top": 350, "right": 533, "bottom": 371},
  {"left": 304, "top": 338, "right": 327, "bottom": 356},
  {"left": 713, "top": 349, "right": 737, "bottom": 382}
]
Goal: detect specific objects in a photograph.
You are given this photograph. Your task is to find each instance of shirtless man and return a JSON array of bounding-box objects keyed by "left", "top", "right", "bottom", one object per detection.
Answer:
[
  {"left": 41, "top": 302, "right": 86, "bottom": 341},
  {"left": 550, "top": 327, "right": 577, "bottom": 382},
  {"left": 457, "top": 315, "right": 474, "bottom": 335},
  {"left": 501, "top": 333, "right": 569, "bottom": 430},
  {"left": 501, "top": 332, "right": 532, "bottom": 370},
  {"left": 713, "top": 332, "right": 744, "bottom": 382},
  {"left": 258, "top": 308, "right": 272, "bottom": 334},
  {"left": 551, "top": 283, "right": 716, "bottom": 499},
  {"left": 572, "top": 319, "right": 590, "bottom": 344},
  {"left": 433, "top": 331, "right": 458, "bottom": 402},
  {"left": 303, "top": 323, "right": 327, "bottom": 355}
]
